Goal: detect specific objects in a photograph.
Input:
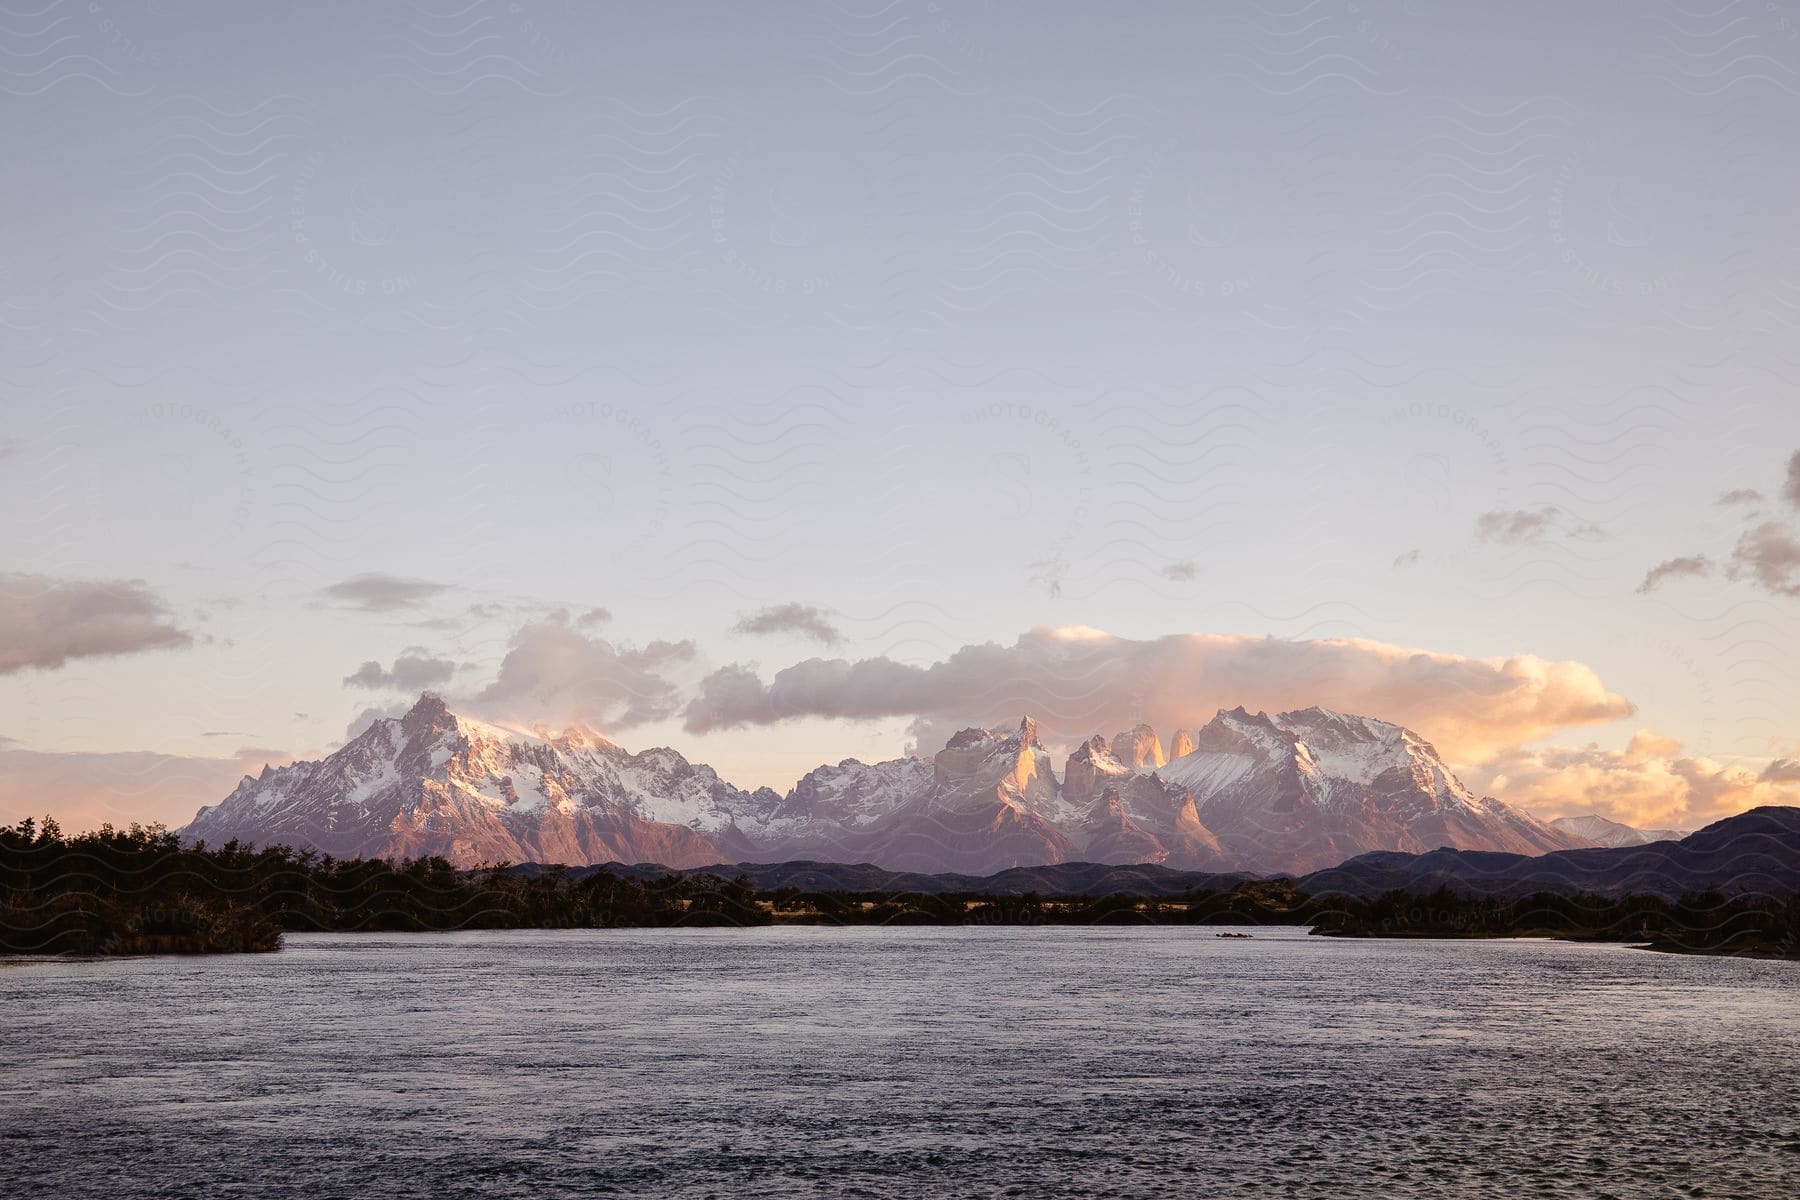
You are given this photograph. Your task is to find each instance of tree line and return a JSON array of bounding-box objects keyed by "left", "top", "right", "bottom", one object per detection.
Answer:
[
  {"left": 3, "top": 817, "right": 1794, "bottom": 957},
  {"left": 0, "top": 819, "right": 768, "bottom": 954}
]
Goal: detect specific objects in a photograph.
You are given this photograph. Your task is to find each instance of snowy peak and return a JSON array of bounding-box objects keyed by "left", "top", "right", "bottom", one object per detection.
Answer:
[
  {"left": 187, "top": 694, "right": 780, "bottom": 866},
  {"left": 1273, "top": 706, "right": 1482, "bottom": 809},
  {"left": 1062, "top": 735, "right": 1132, "bottom": 806},
  {"left": 929, "top": 717, "right": 1060, "bottom": 819},
  {"left": 779, "top": 756, "right": 934, "bottom": 832},
  {"left": 1549, "top": 814, "right": 1687, "bottom": 848},
  {"left": 1153, "top": 704, "right": 1579, "bottom": 870},
  {"left": 1205, "top": 705, "right": 1289, "bottom": 749}
]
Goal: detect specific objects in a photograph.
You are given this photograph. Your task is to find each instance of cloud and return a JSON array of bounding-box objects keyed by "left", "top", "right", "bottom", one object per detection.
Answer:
[
  {"left": 1759, "top": 758, "right": 1800, "bottom": 783},
  {"left": 1624, "top": 728, "right": 1683, "bottom": 763},
  {"left": 1469, "top": 742, "right": 1800, "bottom": 831},
  {"left": 0, "top": 744, "right": 291, "bottom": 832},
  {"left": 732, "top": 603, "right": 843, "bottom": 646},
  {"left": 344, "top": 700, "right": 415, "bottom": 741},
  {"left": 343, "top": 650, "right": 457, "bottom": 691},
  {"left": 1474, "top": 505, "right": 1602, "bottom": 545},
  {"left": 576, "top": 607, "right": 612, "bottom": 627},
  {"left": 1475, "top": 508, "right": 1555, "bottom": 544},
  {"left": 0, "top": 573, "right": 192, "bottom": 675},
  {"left": 1636, "top": 555, "right": 1713, "bottom": 594},
  {"left": 1162, "top": 561, "right": 1197, "bottom": 582},
  {"left": 682, "top": 627, "right": 1634, "bottom": 762},
  {"left": 477, "top": 615, "right": 695, "bottom": 729},
  {"left": 1392, "top": 549, "right": 1423, "bottom": 569},
  {"left": 1657, "top": 451, "right": 1800, "bottom": 599},
  {"left": 321, "top": 573, "right": 450, "bottom": 613},
  {"left": 1727, "top": 521, "right": 1800, "bottom": 597}
]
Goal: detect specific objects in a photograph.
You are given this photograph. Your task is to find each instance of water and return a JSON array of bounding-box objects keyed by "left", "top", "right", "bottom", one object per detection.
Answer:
[{"left": 2, "top": 926, "right": 1795, "bottom": 1198}]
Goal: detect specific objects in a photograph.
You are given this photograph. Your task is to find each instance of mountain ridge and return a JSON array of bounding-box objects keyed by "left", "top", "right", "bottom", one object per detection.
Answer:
[{"left": 514, "top": 807, "right": 1800, "bottom": 902}]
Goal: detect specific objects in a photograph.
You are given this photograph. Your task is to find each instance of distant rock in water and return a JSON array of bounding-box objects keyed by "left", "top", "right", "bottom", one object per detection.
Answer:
[{"left": 186, "top": 695, "right": 1594, "bottom": 874}]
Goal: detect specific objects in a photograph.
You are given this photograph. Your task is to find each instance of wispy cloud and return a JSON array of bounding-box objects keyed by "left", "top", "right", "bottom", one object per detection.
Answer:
[
  {"left": 732, "top": 602, "right": 842, "bottom": 646},
  {"left": 322, "top": 573, "right": 451, "bottom": 613},
  {"left": 1641, "top": 450, "right": 1800, "bottom": 600},
  {"left": 1636, "top": 555, "right": 1713, "bottom": 594},
  {"left": 1474, "top": 505, "right": 1603, "bottom": 546}
]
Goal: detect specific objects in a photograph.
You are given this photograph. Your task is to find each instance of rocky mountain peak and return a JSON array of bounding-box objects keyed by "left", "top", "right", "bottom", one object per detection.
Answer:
[
  {"left": 550, "top": 723, "right": 622, "bottom": 754},
  {"left": 1062, "top": 735, "right": 1131, "bottom": 806},
  {"left": 1068, "top": 734, "right": 1120, "bottom": 763},
  {"left": 1110, "top": 723, "right": 1166, "bottom": 769},
  {"left": 399, "top": 692, "right": 454, "bottom": 731}
]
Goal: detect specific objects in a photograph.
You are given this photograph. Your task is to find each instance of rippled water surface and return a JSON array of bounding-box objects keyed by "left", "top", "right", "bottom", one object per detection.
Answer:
[{"left": 2, "top": 927, "right": 1796, "bottom": 1198}]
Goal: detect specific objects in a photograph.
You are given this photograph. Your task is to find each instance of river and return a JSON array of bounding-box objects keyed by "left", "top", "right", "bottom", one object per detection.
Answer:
[{"left": 2, "top": 926, "right": 1794, "bottom": 1197}]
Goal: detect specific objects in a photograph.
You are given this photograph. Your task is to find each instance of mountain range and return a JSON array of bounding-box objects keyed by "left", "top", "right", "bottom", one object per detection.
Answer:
[{"left": 183, "top": 694, "right": 1632, "bottom": 874}]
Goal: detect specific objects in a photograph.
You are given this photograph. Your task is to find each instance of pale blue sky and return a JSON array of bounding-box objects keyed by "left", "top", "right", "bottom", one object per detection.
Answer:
[{"left": 3, "top": 1, "right": 1799, "bottom": 829}]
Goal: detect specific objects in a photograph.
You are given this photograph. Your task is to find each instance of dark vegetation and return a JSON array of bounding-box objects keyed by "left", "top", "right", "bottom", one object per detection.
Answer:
[
  {"left": 1306, "top": 884, "right": 1800, "bottom": 958},
  {"left": 0, "top": 819, "right": 769, "bottom": 955},
  {"left": 3, "top": 818, "right": 1796, "bottom": 958}
]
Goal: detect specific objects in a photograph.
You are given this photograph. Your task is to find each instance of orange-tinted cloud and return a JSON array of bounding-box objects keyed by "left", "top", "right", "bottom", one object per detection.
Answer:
[
  {"left": 684, "top": 627, "right": 1634, "bottom": 762},
  {"left": 1468, "top": 735, "right": 1800, "bottom": 830}
]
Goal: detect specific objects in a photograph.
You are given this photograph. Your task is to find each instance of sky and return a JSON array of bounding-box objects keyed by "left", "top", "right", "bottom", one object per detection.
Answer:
[{"left": 4, "top": 1, "right": 1800, "bottom": 834}]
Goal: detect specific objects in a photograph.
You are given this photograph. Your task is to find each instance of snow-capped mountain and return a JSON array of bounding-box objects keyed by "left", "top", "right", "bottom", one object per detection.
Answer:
[
  {"left": 1156, "top": 706, "right": 1581, "bottom": 871},
  {"left": 185, "top": 696, "right": 783, "bottom": 867},
  {"left": 1548, "top": 814, "right": 1687, "bottom": 848},
  {"left": 184, "top": 695, "right": 1588, "bottom": 873}
]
